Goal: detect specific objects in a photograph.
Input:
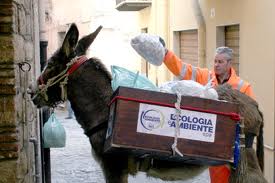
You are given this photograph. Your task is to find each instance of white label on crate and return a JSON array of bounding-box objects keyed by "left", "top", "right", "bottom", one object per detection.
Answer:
[{"left": 137, "top": 103, "right": 217, "bottom": 142}]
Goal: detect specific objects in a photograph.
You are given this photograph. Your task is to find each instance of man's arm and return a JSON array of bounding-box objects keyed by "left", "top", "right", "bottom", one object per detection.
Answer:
[
  {"left": 131, "top": 34, "right": 212, "bottom": 85},
  {"left": 164, "top": 50, "right": 211, "bottom": 85}
]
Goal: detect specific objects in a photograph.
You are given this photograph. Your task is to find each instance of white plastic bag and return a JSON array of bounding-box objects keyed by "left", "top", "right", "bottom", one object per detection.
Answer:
[
  {"left": 43, "top": 113, "right": 66, "bottom": 148},
  {"left": 159, "top": 80, "right": 218, "bottom": 100},
  {"left": 131, "top": 33, "right": 165, "bottom": 66}
]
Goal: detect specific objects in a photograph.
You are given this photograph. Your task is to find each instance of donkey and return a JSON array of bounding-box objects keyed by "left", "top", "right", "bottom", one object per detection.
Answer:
[{"left": 29, "top": 23, "right": 267, "bottom": 183}]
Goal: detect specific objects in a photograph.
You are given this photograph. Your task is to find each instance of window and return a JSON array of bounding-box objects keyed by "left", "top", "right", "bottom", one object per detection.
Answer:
[
  {"left": 217, "top": 24, "right": 240, "bottom": 74},
  {"left": 179, "top": 30, "right": 199, "bottom": 66}
]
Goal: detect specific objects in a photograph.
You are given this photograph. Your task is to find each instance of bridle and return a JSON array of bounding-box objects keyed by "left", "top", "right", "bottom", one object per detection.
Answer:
[
  {"left": 38, "top": 55, "right": 88, "bottom": 85},
  {"left": 84, "top": 119, "right": 109, "bottom": 137},
  {"left": 34, "top": 55, "right": 109, "bottom": 137},
  {"left": 32, "top": 55, "right": 88, "bottom": 105}
]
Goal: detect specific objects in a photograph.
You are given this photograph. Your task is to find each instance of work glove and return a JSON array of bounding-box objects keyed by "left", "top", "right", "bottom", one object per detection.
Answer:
[
  {"left": 131, "top": 33, "right": 166, "bottom": 66},
  {"left": 158, "top": 36, "right": 168, "bottom": 55}
]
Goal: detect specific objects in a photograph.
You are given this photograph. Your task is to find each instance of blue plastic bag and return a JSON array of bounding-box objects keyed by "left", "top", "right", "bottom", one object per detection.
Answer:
[
  {"left": 43, "top": 113, "right": 66, "bottom": 148},
  {"left": 111, "top": 65, "right": 159, "bottom": 91}
]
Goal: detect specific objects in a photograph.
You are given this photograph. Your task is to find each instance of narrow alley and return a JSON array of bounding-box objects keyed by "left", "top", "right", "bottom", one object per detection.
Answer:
[{"left": 50, "top": 108, "right": 210, "bottom": 183}]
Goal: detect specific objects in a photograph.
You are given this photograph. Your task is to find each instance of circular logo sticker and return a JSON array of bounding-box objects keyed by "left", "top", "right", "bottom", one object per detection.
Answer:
[{"left": 140, "top": 109, "right": 164, "bottom": 131}]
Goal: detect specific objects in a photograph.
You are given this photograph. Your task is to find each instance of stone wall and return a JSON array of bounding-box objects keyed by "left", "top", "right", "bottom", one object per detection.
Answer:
[{"left": 0, "top": 0, "right": 40, "bottom": 182}]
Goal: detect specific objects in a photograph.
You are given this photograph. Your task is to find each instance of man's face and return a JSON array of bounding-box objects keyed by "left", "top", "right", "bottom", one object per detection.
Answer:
[{"left": 214, "top": 53, "right": 232, "bottom": 76}]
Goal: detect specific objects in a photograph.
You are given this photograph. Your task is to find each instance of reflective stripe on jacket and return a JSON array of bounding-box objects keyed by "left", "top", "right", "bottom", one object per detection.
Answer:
[{"left": 163, "top": 50, "right": 255, "bottom": 98}]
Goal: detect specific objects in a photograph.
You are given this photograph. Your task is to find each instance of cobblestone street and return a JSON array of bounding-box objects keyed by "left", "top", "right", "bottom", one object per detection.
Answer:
[{"left": 51, "top": 109, "right": 210, "bottom": 183}]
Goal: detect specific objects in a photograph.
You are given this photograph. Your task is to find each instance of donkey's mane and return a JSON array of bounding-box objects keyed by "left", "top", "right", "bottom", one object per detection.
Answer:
[{"left": 90, "top": 57, "right": 112, "bottom": 81}]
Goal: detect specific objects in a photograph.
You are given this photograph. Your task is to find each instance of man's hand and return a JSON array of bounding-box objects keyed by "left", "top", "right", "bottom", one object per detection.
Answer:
[{"left": 159, "top": 37, "right": 168, "bottom": 55}]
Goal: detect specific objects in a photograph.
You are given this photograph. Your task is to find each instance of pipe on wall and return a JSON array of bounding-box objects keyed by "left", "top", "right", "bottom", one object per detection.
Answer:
[
  {"left": 38, "top": 0, "right": 51, "bottom": 183},
  {"left": 191, "top": 0, "right": 206, "bottom": 67},
  {"left": 29, "top": 138, "right": 40, "bottom": 182}
]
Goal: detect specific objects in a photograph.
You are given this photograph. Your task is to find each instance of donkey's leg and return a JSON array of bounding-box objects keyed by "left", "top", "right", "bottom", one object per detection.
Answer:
[
  {"left": 101, "top": 155, "right": 129, "bottom": 183},
  {"left": 89, "top": 136, "right": 128, "bottom": 182}
]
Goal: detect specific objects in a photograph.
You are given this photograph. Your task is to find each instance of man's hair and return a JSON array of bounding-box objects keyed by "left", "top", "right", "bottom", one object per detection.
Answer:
[{"left": 215, "top": 47, "right": 233, "bottom": 61}]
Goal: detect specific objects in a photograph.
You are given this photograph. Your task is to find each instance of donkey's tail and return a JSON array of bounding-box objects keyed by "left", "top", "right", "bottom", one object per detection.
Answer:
[{"left": 256, "top": 123, "right": 264, "bottom": 171}]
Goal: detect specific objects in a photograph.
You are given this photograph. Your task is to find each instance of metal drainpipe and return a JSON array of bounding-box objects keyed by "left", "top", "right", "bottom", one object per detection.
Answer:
[
  {"left": 192, "top": 0, "right": 206, "bottom": 67},
  {"left": 29, "top": 138, "right": 40, "bottom": 182},
  {"left": 38, "top": 0, "right": 51, "bottom": 183}
]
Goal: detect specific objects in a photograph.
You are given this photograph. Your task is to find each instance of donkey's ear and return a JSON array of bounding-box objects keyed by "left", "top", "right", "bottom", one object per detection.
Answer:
[
  {"left": 61, "top": 23, "right": 79, "bottom": 58},
  {"left": 75, "top": 25, "right": 103, "bottom": 56}
]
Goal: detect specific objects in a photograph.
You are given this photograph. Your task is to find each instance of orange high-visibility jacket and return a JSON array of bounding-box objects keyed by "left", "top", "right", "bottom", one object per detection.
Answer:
[
  {"left": 164, "top": 50, "right": 255, "bottom": 98},
  {"left": 163, "top": 50, "right": 255, "bottom": 183}
]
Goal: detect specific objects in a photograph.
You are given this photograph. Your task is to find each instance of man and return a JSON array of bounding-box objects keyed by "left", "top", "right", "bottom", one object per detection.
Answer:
[
  {"left": 163, "top": 46, "right": 254, "bottom": 98},
  {"left": 162, "top": 46, "right": 255, "bottom": 183},
  {"left": 131, "top": 35, "right": 256, "bottom": 182}
]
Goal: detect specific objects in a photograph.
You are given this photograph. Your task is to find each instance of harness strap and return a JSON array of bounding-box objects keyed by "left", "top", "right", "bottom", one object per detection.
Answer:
[{"left": 85, "top": 121, "right": 108, "bottom": 137}]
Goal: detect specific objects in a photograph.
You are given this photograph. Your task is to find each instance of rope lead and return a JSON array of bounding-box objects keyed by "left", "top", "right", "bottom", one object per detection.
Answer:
[
  {"left": 33, "top": 56, "right": 81, "bottom": 102},
  {"left": 171, "top": 91, "right": 183, "bottom": 157}
]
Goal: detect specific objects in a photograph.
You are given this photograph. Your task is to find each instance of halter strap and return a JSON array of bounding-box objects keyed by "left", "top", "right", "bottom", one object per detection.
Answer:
[
  {"left": 39, "top": 55, "right": 88, "bottom": 84},
  {"left": 33, "top": 56, "right": 89, "bottom": 102},
  {"left": 67, "top": 56, "right": 88, "bottom": 75}
]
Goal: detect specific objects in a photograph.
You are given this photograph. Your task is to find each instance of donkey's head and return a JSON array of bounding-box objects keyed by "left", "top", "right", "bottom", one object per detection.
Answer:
[{"left": 29, "top": 23, "right": 102, "bottom": 108}]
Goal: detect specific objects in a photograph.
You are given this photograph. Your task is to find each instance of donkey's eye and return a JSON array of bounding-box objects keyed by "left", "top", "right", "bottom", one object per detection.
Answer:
[{"left": 47, "top": 62, "right": 54, "bottom": 68}]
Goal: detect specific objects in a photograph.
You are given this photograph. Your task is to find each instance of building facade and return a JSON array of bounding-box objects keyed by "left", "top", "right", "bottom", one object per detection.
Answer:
[
  {"left": 0, "top": 0, "right": 42, "bottom": 182},
  {"left": 46, "top": 0, "right": 141, "bottom": 73},
  {"left": 117, "top": 0, "right": 275, "bottom": 182}
]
